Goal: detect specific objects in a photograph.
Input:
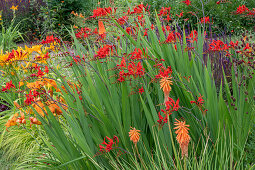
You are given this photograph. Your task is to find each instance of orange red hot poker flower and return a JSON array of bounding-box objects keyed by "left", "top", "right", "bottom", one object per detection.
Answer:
[
  {"left": 129, "top": 127, "right": 141, "bottom": 144},
  {"left": 174, "top": 118, "right": 191, "bottom": 158}
]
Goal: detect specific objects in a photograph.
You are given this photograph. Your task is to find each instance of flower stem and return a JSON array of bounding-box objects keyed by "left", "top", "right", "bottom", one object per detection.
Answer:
[{"left": 167, "top": 114, "right": 181, "bottom": 169}]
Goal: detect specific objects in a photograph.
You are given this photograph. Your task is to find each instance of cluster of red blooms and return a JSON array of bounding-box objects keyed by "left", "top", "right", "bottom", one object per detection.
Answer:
[
  {"left": 164, "top": 31, "right": 181, "bottom": 43},
  {"left": 176, "top": 11, "right": 184, "bottom": 18},
  {"left": 117, "top": 16, "right": 129, "bottom": 25},
  {"left": 24, "top": 90, "right": 39, "bottom": 105},
  {"left": 75, "top": 27, "right": 92, "bottom": 39},
  {"left": 158, "top": 97, "right": 180, "bottom": 127},
  {"left": 1, "top": 80, "right": 15, "bottom": 92},
  {"left": 155, "top": 66, "right": 172, "bottom": 79},
  {"left": 115, "top": 48, "right": 146, "bottom": 82},
  {"left": 182, "top": 0, "right": 191, "bottom": 6},
  {"left": 236, "top": 5, "right": 249, "bottom": 14},
  {"left": 117, "top": 61, "right": 145, "bottom": 82},
  {"left": 35, "top": 52, "right": 50, "bottom": 61},
  {"left": 200, "top": 16, "right": 211, "bottom": 24},
  {"left": 99, "top": 136, "right": 119, "bottom": 153},
  {"left": 229, "top": 40, "right": 239, "bottom": 49},
  {"left": 72, "top": 55, "right": 85, "bottom": 64},
  {"left": 41, "top": 35, "right": 60, "bottom": 44},
  {"left": 129, "top": 48, "right": 143, "bottom": 60},
  {"left": 158, "top": 7, "right": 172, "bottom": 22},
  {"left": 30, "top": 64, "right": 48, "bottom": 78},
  {"left": 125, "top": 3, "right": 150, "bottom": 15},
  {"left": 158, "top": 7, "right": 171, "bottom": 16},
  {"left": 90, "top": 7, "right": 116, "bottom": 18},
  {"left": 94, "top": 45, "right": 113, "bottom": 59},
  {"left": 234, "top": 5, "right": 255, "bottom": 16},
  {"left": 190, "top": 94, "right": 208, "bottom": 115},
  {"left": 187, "top": 30, "right": 198, "bottom": 43},
  {"left": 209, "top": 40, "right": 229, "bottom": 52}
]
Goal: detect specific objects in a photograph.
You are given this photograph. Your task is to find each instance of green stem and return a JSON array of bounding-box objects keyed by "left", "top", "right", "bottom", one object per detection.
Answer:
[
  {"left": 135, "top": 144, "right": 146, "bottom": 169},
  {"left": 167, "top": 114, "right": 181, "bottom": 169}
]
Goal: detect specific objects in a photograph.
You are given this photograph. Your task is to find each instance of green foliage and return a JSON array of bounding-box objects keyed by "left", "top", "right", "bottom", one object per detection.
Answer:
[
  {"left": 0, "top": 13, "right": 23, "bottom": 51},
  {"left": 143, "top": 0, "right": 255, "bottom": 34},
  {"left": 25, "top": 12, "right": 254, "bottom": 169}
]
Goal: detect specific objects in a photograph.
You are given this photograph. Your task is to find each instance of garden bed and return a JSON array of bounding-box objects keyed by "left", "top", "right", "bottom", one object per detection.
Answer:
[{"left": 0, "top": 1, "right": 254, "bottom": 169}]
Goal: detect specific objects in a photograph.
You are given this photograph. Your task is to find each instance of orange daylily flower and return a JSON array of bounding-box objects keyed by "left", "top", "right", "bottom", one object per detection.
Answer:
[
  {"left": 16, "top": 112, "right": 26, "bottom": 125},
  {"left": 10, "top": 5, "right": 18, "bottom": 11},
  {"left": 26, "top": 81, "right": 44, "bottom": 89},
  {"left": 129, "top": 127, "right": 141, "bottom": 144},
  {"left": 5, "top": 113, "right": 19, "bottom": 130}
]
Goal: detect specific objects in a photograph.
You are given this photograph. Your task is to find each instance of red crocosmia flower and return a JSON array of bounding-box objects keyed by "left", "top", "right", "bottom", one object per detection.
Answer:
[
  {"left": 176, "top": 11, "right": 183, "bottom": 18},
  {"left": 130, "top": 3, "right": 150, "bottom": 15},
  {"left": 165, "top": 97, "right": 180, "bottom": 112},
  {"left": 164, "top": 31, "right": 181, "bottom": 43},
  {"left": 165, "top": 15, "right": 171, "bottom": 22},
  {"left": 117, "top": 58, "right": 127, "bottom": 69},
  {"left": 144, "top": 29, "right": 148, "bottom": 37},
  {"left": 187, "top": 30, "right": 198, "bottom": 43},
  {"left": 45, "top": 66, "right": 49, "bottom": 74},
  {"left": 36, "top": 69, "right": 45, "bottom": 77},
  {"left": 229, "top": 41, "right": 238, "bottom": 48},
  {"left": 190, "top": 94, "right": 207, "bottom": 115},
  {"left": 44, "top": 52, "right": 50, "bottom": 59},
  {"left": 93, "top": 28, "right": 98, "bottom": 34},
  {"left": 127, "top": 62, "right": 145, "bottom": 78},
  {"left": 162, "top": 26, "right": 166, "bottom": 33},
  {"left": 99, "top": 136, "right": 119, "bottom": 153},
  {"left": 209, "top": 40, "right": 229, "bottom": 52},
  {"left": 243, "top": 43, "right": 251, "bottom": 51},
  {"left": 247, "top": 9, "right": 255, "bottom": 16},
  {"left": 41, "top": 35, "right": 60, "bottom": 44},
  {"left": 25, "top": 90, "right": 35, "bottom": 105},
  {"left": 174, "top": 44, "right": 177, "bottom": 51},
  {"left": 157, "top": 97, "right": 179, "bottom": 128},
  {"left": 158, "top": 7, "right": 171, "bottom": 16},
  {"left": 151, "top": 24, "right": 154, "bottom": 30},
  {"left": 166, "top": 26, "right": 171, "bottom": 31},
  {"left": 236, "top": 5, "right": 249, "bottom": 14},
  {"left": 182, "top": 0, "right": 191, "bottom": 6},
  {"left": 117, "top": 16, "right": 128, "bottom": 25},
  {"left": 1, "top": 80, "right": 15, "bottom": 92},
  {"left": 91, "top": 7, "right": 114, "bottom": 18},
  {"left": 139, "top": 87, "right": 144, "bottom": 94},
  {"left": 129, "top": 48, "right": 143, "bottom": 60},
  {"left": 157, "top": 112, "right": 168, "bottom": 127},
  {"left": 94, "top": 45, "right": 113, "bottom": 59},
  {"left": 33, "top": 90, "right": 40, "bottom": 98},
  {"left": 155, "top": 66, "right": 172, "bottom": 79},
  {"left": 126, "top": 27, "right": 132, "bottom": 35},
  {"left": 200, "top": 16, "right": 210, "bottom": 23}
]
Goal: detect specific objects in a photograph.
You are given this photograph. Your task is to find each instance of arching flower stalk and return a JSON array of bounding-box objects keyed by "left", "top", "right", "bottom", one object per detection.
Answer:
[{"left": 174, "top": 118, "right": 191, "bottom": 158}]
